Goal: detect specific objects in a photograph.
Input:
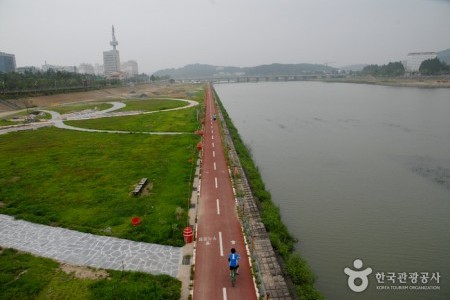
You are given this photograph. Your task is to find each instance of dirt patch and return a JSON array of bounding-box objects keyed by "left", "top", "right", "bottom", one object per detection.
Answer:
[
  {"left": 140, "top": 182, "right": 153, "bottom": 196},
  {"left": 25, "top": 84, "right": 199, "bottom": 108},
  {"left": 60, "top": 263, "right": 109, "bottom": 280},
  {"left": 8, "top": 176, "right": 20, "bottom": 183},
  {"left": 0, "top": 201, "right": 4, "bottom": 208}
]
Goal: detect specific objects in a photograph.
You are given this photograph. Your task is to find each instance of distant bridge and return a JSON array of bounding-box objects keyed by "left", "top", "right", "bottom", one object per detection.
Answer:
[{"left": 178, "top": 73, "right": 345, "bottom": 83}]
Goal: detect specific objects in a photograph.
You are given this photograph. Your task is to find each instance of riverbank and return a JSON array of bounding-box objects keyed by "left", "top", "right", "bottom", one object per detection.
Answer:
[{"left": 321, "top": 74, "right": 450, "bottom": 88}]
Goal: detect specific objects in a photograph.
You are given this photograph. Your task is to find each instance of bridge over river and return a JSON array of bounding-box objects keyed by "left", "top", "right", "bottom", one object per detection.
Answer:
[{"left": 178, "top": 73, "right": 345, "bottom": 83}]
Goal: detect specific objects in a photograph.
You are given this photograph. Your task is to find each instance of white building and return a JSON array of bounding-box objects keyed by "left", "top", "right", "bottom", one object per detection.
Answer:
[
  {"left": 404, "top": 52, "right": 437, "bottom": 72},
  {"left": 78, "top": 63, "right": 95, "bottom": 74},
  {"left": 121, "top": 60, "right": 139, "bottom": 76},
  {"left": 94, "top": 64, "right": 104, "bottom": 76},
  {"left": 103, "top": 50, "right": 120, "bottom": 76}
]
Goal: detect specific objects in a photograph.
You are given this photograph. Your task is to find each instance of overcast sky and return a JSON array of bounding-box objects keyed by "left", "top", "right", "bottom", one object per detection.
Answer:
[{"left": 1, "top": 0, "right": 449, "bottom": 73}]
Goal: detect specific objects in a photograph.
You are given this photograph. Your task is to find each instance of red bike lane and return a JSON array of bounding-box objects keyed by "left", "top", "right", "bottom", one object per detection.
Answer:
[{"left": 193, "top": 85, "right": 257, "bottom": 300}]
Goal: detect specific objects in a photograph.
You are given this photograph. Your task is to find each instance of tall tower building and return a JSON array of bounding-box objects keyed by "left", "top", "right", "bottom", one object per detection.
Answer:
[{"left": 103, "top": 26, "right": 121, "bottom": 76}]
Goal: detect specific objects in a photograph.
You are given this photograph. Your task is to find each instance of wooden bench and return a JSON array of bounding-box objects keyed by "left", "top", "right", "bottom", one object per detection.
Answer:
[{"left": 133, "top": 178, "right": 148, "bottom": 196}]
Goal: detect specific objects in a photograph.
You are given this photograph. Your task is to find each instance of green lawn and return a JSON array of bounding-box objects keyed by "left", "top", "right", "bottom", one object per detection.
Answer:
[
  {"left": 65, "top": 106, "right": 199, "bottom": 133},
  {"left": 0, "top": 85, "right": 204, "bottom": 298},
  {"left": 47, "top": 98, "right": 188, "bottom": 115},
  {"left": 50, "top": 103, "right": 113, "bottom": 114},
  {"left": 117, "top": 98, "right": 188, "bottom": 112},
  {"left": 0, "top": 119, "right": 17, "bottom": 127},
  {"left": 0, "top": 248, "right": 181, "bottom": 300},
  {"left": 0, "top": 127, "right": 199, "bottom": 246}
]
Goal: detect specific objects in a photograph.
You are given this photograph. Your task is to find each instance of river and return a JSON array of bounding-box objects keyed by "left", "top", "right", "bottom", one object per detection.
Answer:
[{"left": 214, "top": 81, "right": 450, "bottom": 300}]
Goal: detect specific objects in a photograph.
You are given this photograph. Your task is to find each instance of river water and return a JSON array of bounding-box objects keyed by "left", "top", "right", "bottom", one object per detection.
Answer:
[{"left": 214, "top": 81, "right": 450, "bottom": 300}]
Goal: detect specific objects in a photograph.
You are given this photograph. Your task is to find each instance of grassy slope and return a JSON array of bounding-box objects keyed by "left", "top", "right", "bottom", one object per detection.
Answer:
[{"left": 0, "top": 248, "right": 180, "bottom": 300}]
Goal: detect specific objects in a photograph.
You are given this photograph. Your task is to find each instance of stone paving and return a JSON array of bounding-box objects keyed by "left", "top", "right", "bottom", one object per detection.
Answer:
[{"left": 0, "top": 214, "right": 181, "bottom": 277}]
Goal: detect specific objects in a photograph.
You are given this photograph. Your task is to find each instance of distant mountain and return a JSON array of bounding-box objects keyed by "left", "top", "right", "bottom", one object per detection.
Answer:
[
  {"left": 244, "top": 63, "right": 334, "bottom": 76},
  {"left": 153, "top": 63, "right": 336, "bottom": 79},
  {"left": 437, "top": 49, "right": 450, "bottom": 65}
]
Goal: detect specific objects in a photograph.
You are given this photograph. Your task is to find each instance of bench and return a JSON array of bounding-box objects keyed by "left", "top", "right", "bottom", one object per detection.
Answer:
[{"left": 133, "top": 178, "right": 148, "bottom": 196}]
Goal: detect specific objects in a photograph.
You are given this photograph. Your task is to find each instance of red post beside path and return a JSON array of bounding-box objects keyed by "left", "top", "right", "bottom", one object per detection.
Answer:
[
  {"left": 131, "top": 217, "right": 141, "bottom": 226},
  {"left": 183, "top": 226, "right": 193, "bottom": 243}
]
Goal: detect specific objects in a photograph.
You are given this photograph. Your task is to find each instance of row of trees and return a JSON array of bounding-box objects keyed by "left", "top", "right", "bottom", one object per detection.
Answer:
[
  {"left": 0, "top": 70, "right": 171, "bottom": 93},
  {"left": 0, "top": 69, "right": 117, "bottom": 91},
  {"left": 362, "top": 62, "right": 405, "bottom": 76},
  {"left": 418, "top": 58, "right": 450, "bottom": 75},
  {"left": 362, "top": 58, "right": 450, "bottom": 77}
]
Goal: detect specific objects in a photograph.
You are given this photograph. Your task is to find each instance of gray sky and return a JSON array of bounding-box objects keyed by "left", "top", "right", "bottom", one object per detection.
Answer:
[{"left": 1, "top": 0, "right": 449, "bottom": 73}]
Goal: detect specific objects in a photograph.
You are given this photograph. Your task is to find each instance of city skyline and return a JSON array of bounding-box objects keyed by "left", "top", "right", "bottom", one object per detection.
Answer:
[{"left": 1, "top": 0, "right": 450, "bottom": 74}]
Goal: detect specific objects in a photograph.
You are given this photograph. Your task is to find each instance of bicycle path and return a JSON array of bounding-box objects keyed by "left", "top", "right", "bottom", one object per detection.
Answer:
[{"left": 193, "top": 85, "right": 257, "bottom": 299}]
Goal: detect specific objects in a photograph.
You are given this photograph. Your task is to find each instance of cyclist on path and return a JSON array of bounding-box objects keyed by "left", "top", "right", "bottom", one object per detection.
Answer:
[{"left": 228, "top": 248, "right": 240, "bottom": 275}]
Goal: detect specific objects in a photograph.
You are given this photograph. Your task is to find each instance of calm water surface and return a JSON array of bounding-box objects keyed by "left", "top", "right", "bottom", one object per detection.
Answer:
[{"left": 215, "top": 82, "right": 450, "bottom": 300}]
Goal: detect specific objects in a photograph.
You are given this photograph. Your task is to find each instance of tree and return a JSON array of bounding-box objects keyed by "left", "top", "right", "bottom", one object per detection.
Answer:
[
  {"left": 419, "top": 58, "right": 450, "bottom": 75},
  {"left": 362, "top": 62, "right": 405, "bottom": 77},
  {"left": 383, "top": 62, "right": 405, "bottom": 76}
]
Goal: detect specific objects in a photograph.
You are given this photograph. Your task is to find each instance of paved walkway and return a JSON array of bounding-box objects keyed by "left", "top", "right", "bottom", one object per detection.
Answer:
[{"left": 0, "top": 214, "right": 181, "bottom": 277}]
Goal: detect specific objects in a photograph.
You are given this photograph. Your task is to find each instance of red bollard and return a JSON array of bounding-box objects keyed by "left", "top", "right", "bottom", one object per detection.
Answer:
[
  {"left": 131, "top": 217, "right": 141, "bottom": 226},
  {"left": 183, "top": 227, "right": 193, "bottom": 243}
]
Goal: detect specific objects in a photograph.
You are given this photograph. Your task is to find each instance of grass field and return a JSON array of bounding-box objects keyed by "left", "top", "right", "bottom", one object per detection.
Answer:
[
  {"left": 0, "top": 128, "right": 199, "bottom": 245},
  {"left": 0, "top": 248, "right": 181, "bottom": 300},
  {"left": 49, "top": 103, "right": 113, "bottom": 114},
  {"left": 65, "top": 106, "right": 198, "bottom": 132},
  {"left": 0, "top": 90, "right": 204, "bottom": 246},
  {"left": 0, "top": 84, "right": 204, "bottom": 297},
  {"left": 116, "top": 98, "right": 188, "bottom": 112}
]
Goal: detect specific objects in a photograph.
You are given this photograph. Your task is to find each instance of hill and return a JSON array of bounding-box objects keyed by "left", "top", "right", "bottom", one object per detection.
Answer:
[
  {"left": 153, "top": 63, "right": 336, "bottom": 79},
  {"left": 437, "top": 48, "right": 450, "bottom": 65}
]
